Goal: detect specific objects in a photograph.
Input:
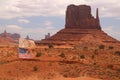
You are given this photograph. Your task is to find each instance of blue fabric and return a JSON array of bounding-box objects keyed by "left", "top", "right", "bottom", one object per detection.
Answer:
[{"left": 19, "top": 48, "right": 27, "bottom": 54}]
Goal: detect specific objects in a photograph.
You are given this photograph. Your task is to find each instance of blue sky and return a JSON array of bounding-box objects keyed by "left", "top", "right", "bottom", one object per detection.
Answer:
[{"left": 0, "top": 0, "right": 120, "bottom": 40}]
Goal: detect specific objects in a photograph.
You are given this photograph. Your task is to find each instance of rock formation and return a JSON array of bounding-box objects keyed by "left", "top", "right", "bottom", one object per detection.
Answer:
[
  {"left": 45, "top": 33, "right": 51, "bottom": 39},
  {"left": 0, "top": 30, "right": 20, "bottom": 45},
  {"left": 26, "top": 35, "right": 30, "bottom": 40},
  {"left": 37, "top": 4, "right": 120, "bottom": 48},
  {"left": 0, "top": 30, "right": 20, "bottom": 40},
  {"left": 65, "top": 5, "right": 101, "bottom": 29}
]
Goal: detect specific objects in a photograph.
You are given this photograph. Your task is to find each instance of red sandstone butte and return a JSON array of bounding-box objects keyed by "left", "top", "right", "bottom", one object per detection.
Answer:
[
  {"left": 65, "top": 5, "right": 101, "bottom": 29},
  {"left": 37, "top": 4, "right": 120, "bottom": 47}
]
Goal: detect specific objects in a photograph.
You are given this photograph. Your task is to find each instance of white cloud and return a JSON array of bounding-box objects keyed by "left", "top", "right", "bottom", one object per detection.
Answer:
[
  {"left": 18, "top": 19, "right": 30, "bottom": 24},
  {"left": 0, "top": 0, "right": 120, "bottom": 19},
  {"left": 0, "top": 0, "right": 21, "bottom": 19},
  {"left": 6, "top": 25, "right": 22, "bottom": 30},
  {"left": 87, "top": 0, "right": 120, "bottom": 18},
  {"left": 44, "top": 21, "right": 54, "bottom": 29},
  {"left": 44, "top": 21, "right": 52, "bottom": 26},
  {"left": 0, "top": 24, "right": 22, "bottom": 35}
]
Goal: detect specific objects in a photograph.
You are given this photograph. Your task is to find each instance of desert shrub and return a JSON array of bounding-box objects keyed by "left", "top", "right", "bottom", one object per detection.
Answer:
[
  {"left": 7, "top": 52, "right": 12, "bottom": 57},
  {"left": 44, "top": 48, "right": 47, "bottom": 51},
  {"left": 107, "top": 64, "right": 113, "bottom": 69},
  {"left": 33, "top": 66, "right": 38, "bottom": 71},
  {"left": 36, "top": 52, "right": 42, "bottom": 57},
  {"left": 83, "top": 46, "right": 88, "bottom": 50},
  {"left": 117, "top": 68, "right": 120, "bottom": 72},
  {"left": 48, "top": 44, "right": 54, "bottom": 48},
  {"left": 92, "top": 55, "right": 94, "bottom": 59},
  {"left": 115, "top": 51, "right": 120, "bottom": 56},
  {"left": 63, "top": 74, "right": 68, "bottom": 77},
  {"left": 59, "top": 52, "right": 65, "bottom": 58},
  {"left": 99, "top": 44, "right": 105, "bottom": 49},
  {"left": 108, "top": 46, "right": 114, "bottom": 49},
  {"left": 32, "top": 49, "right": 35, "bottom": 52},
  {"left": 94, "top": 49, "right": 98, "bottom": 55},
  {"left": 93, "top": 62, "right": 96, "bottom": 65},
  {"left": 80, "top": 55, "right": 85, "bottom": 59}
]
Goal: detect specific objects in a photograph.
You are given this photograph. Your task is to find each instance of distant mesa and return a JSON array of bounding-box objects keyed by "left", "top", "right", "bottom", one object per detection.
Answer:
[
  {"left": 0, "top": 30, "right": 20, "bottom": 46},
  {"left": 45, "top": 33, "right": 51, "bottom": 39},
  {"left": 25, "top": 35, "right": 34, "bottom": 40},
  {"left": 25, "top": 35, "right": 30, "bottom": 40},
  {"left": 0, "top": 30, "right": 20, "bottom": 40},
  {"left": 36, "top": 4, "right": 120, "bottom": 48}
]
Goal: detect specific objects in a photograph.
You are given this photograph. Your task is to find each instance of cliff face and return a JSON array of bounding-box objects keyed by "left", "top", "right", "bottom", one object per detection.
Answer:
[
  {"left": 38, "top": 4, "right": 119, "bottom": 48},
  {"left": 65, "top": 5, "right": 101, "bottom": 29}
]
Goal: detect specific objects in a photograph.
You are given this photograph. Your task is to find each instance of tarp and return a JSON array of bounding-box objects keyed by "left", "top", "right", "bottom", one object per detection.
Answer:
[
  {"left": 18, "top": 38, "right": 36, "bottom": 59},
  {"left": 19, "top": 38, "right": 36, "bottom": 49}
]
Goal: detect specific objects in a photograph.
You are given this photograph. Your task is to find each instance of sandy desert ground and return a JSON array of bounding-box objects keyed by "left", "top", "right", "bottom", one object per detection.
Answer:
[{"left": 0, "top": 45, "right": 120, "bottom": 80}]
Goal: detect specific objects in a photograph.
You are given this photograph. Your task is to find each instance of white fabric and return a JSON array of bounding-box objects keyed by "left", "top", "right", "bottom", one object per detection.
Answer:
[{"left": 19, "top": 38, "right": 36, "bottom": 49}]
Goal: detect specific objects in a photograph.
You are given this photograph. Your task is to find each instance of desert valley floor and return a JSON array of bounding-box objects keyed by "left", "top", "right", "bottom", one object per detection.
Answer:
[{"left": 0, "top": 45, "right": 120, "bottom": 80}]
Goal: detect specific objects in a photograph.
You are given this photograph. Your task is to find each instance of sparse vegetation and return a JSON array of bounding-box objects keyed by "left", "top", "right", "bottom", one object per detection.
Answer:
[
  {"left": 83, "top": 46, "right": 88, "bottom": 50},
  {"left": 115, "top": 51, "right": 120, "bottom": 56},
  {"left": 92, "top": 55, "right": 94, "bottom": 59},
  {"left": 36, "top": 52, "right": 42, "bottom": 57},
  {"left": 7, "top": 52, "right": 13, "bottom": 57},
  {"left": 48, "top": 44, "right": 54, "bottom": 48},
  {"left": 117, "top": 68, "right": 120, "bottom": 72},
  {"left": 93, "top": 62, "right": 96, "bottom": 65},
  {"left": 32, "top": 49, "right": 35, "bottom": 52},
  {"left": 99, "top": 44, "right": 105, "bottom": 49},
  {"left": 107, "top": 64, "right": 113, "bottom": 69},
  {"left": 80, "top": 55, "right": 85, "bottom": 59},
  {"left": 59, "top": 52, "right": 65, "bottom": 58},
  {"left": 33, "top": 66, "right": 38, "bottom": 71},
  {"left": 63, "top": 74, "right": 68, "bottom": 77},
  {"left": 94, "top": 65, "right": 99, "bottom": 70},
  {"left": 44, "top": 48, "right": 47, "bottom": 51},
  {"left": 0, "top": 43, "right": 120, "bottom": 80},
  {"left": 109, "top": 46, "right": 114, "bottom": 49}
]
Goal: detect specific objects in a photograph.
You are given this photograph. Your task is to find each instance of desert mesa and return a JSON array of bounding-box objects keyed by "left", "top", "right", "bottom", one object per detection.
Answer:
[{"left": 38, "top": 4, "right": 120, "bottom": 48}]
